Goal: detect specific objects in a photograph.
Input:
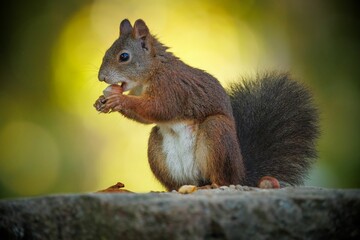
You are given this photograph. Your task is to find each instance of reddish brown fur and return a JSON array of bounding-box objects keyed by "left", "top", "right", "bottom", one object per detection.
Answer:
[
  {"left": 95, "top": 19, "right": 245, "bottom": 191},
  {"left": 197, "top": 115, "right": 245, "bottom": 186}
]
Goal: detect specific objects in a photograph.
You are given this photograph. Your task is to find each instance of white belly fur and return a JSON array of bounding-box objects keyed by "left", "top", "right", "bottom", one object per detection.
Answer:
[{"left": 159, "top": 122, "right": 200, "bottom": 184}]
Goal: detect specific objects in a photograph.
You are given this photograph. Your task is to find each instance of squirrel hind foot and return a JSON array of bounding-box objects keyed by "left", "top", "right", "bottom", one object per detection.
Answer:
[{"left": 258, "top": 176, "right": 281, "bottom": 189}]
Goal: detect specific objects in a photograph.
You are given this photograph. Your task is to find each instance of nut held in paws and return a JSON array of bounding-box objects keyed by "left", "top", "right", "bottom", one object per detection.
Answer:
[{"left": 103, "top": 84, "right": 123, "bottom": 97}]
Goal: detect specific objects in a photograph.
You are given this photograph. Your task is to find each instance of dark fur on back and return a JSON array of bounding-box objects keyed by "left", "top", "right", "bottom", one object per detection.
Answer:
[{"left": 227, "top": 72, "right": 319, "bottom": 186}]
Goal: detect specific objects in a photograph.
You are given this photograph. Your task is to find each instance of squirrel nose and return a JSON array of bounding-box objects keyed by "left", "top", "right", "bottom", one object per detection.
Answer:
[{"left": 98, "top": 72, "right": 106, "bottom": 82}]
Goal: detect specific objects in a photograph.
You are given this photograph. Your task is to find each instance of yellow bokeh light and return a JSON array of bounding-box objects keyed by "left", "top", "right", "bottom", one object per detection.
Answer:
[{"left": 0, "top": 121, "right": 60, "bottom": 196}]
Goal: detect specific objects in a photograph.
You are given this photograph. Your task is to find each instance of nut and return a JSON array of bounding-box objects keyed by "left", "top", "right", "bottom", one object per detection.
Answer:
[
  {"left": 178, "top": 185, "right": 197, "bottom": 194},
  {"left": 103, "top": 84, "right": 123, "bottom": 97}
]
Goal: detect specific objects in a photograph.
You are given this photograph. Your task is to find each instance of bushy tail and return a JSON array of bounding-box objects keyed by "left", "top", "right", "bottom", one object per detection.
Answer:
[{"left": 227, "top": 72, "right": 319, "bottom": 186}]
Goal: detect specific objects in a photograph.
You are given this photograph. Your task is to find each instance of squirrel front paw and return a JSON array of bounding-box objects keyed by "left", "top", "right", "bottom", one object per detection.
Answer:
[
  {"left": 94, "top": 84, "right": 125, "bottom": 113},
  {"left": 94, "top": 95, "right": 108, "bottom": 112},
  {"left": 94, "top": 95, "right": 125, "bottom": 113}
]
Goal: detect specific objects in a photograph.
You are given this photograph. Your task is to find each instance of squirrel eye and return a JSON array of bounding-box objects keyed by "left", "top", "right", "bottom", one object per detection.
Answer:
[{"left": 119, "top": 52, "right": 130, "bottom": 62}]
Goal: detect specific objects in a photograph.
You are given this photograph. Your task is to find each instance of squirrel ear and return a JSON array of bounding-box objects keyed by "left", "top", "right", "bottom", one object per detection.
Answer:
[
  {"left": 133, "top": 19, "right": 149, "bottom": 39},
  {"left": 120, "top": 19, "right": 132, "bottom": 36}
]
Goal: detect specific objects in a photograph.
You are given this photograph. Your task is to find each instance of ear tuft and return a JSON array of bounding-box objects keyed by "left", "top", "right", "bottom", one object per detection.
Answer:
[
  {"left": 120, "top": 19, "right": 132, "bottom": 36},
  {"left": 133, "top": 19, "right": 149, "bottom": 39}
]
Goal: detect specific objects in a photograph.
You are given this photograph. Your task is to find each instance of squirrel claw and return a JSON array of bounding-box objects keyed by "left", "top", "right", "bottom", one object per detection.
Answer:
[{"left": 94, "top": 95, "right": 109, "bottom": 112}]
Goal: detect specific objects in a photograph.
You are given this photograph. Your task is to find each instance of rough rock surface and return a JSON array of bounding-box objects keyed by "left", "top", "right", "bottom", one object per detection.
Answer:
[{"left": 0, "top": 187, "right": 359, "bottom": 239}]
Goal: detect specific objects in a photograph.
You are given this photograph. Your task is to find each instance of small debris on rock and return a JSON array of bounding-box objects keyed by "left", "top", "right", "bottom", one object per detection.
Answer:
[
  {"left": 178, "top": 185, "right": 197, "bottom": 194},
  {"left": 97, "top": 182, "right": 132, "bottom": 193}
]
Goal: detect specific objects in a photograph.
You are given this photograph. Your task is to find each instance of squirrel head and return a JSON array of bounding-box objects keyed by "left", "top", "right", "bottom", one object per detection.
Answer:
[{"left": 98, "top": 19, "right": 156, "bottom": 92}]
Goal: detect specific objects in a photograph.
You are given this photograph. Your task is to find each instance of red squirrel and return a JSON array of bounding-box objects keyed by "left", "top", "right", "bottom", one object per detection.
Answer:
[{"left": 94, "top": 19, "right": 319, "bottom": 191}]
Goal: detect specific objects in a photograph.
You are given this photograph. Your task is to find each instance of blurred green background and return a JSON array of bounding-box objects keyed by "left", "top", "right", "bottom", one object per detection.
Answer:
[{"left": 0, "top": 0, "right": 359, "bottom": 198}]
